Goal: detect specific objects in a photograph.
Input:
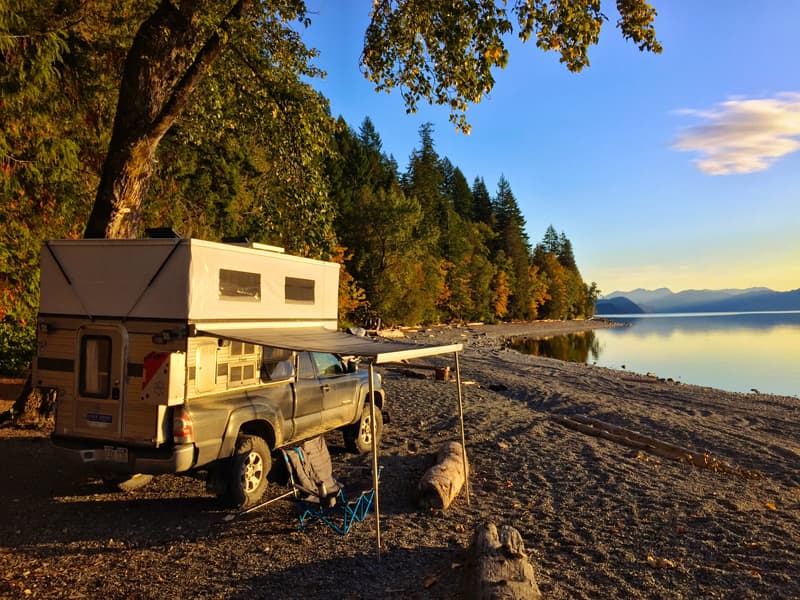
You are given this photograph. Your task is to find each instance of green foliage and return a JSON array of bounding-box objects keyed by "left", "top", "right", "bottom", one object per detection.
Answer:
[
  {"left": 1, "top": 0, "right": 609, "bottom": 347},
  {"left": 532, "top": 226, "right": 590, "bottom": 320},
  {"left": 0, "top": 318, "right": 35, "bottom": 377},
  {"left": 362, "top": 0, "right": 661, "bottom": 132},
  {"left": 1, "top": 0, "right": 141, "bottom": 331},
  {"left": 584, "top": 281, "right": 601, "bottom": 316}
]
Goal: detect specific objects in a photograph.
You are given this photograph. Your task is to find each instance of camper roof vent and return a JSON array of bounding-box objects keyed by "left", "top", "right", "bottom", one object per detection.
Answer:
[
  {"left": 222, "top": 237, "right": 285, "bottom": 253},
  {"left": 250, "top": 242, "right": 285, "bottom": 253},
  {"left": 145, "top": 227, "right": 181, "bottom": 239}
]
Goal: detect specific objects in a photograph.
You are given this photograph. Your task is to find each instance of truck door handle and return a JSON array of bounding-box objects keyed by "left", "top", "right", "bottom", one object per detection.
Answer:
[{"left": 321, "top": 384, "right": 330, "bottom": 392}]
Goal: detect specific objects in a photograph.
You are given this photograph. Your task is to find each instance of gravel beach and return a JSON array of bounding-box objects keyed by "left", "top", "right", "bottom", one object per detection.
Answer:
[{"left": 2, "top": 320, "right": 798, "bottom": 599}]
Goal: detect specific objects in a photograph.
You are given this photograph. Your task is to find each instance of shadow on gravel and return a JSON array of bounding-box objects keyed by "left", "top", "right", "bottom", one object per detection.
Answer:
[
  {"left": 0, "top": 433, "right": 440, "bottom": 552},
  {"left": 229, "top": 545, "right": 462, "bottom": 600},
  {"left": 0, "top": 433, "right": 232, "bottom": 550}
]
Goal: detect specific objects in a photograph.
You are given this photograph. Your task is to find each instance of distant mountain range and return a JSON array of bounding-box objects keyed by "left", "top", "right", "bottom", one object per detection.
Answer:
[{"left": 596, "top": 287, "right": 800, "bottom": 314}]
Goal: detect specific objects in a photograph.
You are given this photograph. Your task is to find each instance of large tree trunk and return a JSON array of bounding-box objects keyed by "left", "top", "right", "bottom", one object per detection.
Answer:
[
  {"left": 1, "top": 374, "right": 56, "bottom": 428},
  {"left": 83, "top": 0, "right": 248, "bottom": 239}
]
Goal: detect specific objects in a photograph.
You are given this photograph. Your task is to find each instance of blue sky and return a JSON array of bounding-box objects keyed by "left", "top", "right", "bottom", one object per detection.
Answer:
[{"left": 298, "top": 1, "right": 800, "bottom": 295}]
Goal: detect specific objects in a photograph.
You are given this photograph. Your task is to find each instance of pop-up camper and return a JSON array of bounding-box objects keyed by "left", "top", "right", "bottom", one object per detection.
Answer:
[{"left": 34, "top": 237, "right": 385, "bottom": 507}]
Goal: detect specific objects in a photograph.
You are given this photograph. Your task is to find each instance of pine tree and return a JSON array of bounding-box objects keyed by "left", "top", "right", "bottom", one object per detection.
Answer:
[
  {"left": 471, "top": 177, "right": 494, "bottom": 227},
  {"left": 442, "top": 160, "right": 473, "bottom": 221},
  {"left": 542, "top": 225, "right": 560, "bottom": 254},
  {"left": 491, "top": 177, "right": 533, "bottom": 319},
  {"left": 558, "top": 232, "right": 577, "bottom": 270}
]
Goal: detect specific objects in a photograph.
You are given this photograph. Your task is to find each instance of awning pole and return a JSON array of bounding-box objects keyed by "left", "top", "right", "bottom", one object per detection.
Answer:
[
  {"left": 368, "top": 361, "right": 382, "bottom": 558},
  {"left": 454, "top": 351, "right": 470, "bottom": 506}
]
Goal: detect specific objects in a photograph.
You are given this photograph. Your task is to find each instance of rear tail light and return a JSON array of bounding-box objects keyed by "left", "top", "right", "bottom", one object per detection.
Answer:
[{"left": 173, "top": 406, "right": 195, "bottom": 444}]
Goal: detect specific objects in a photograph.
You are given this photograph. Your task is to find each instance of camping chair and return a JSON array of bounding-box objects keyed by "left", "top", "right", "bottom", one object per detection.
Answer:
[{"left": 281, "top": 436, "right": 379, "bottom": 535}]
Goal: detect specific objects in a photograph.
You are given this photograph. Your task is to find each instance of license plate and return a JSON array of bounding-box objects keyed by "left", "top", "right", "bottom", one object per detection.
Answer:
[{"left": 103, "top": 445, "right": 128, "bottom": 463}]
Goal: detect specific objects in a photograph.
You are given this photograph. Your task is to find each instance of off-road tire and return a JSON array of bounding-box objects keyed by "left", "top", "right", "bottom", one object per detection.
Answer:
[
  {"left": 224, "top": 434, "right": 271, "bottom": 509},
  {"left": 344, "top": 404, "right": 383, "bottom": 454}
]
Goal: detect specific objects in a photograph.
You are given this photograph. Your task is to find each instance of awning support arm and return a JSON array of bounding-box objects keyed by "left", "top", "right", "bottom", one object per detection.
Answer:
[
  {"left": 455, "top": 351, "right": 470, "bottom": 505},
  {"left": 368, "top": 361, "right": 382, "bottom": 559}
]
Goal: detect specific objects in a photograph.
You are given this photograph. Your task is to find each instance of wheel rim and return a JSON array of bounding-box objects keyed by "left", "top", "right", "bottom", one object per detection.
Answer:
[
  {"left": 241, "top": 451, "right": 264, "bottom": 493},
  {"left": 359, "top": 414, "right": 372, "bottom": 444}
]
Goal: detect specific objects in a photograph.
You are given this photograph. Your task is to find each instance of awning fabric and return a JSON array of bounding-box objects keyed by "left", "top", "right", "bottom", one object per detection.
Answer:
[
  {"left": 195, "top": 326, "right": 462, "bottom": 364},
  {"left": 210, "top": 324, "right": 470, "bottom": 556}
]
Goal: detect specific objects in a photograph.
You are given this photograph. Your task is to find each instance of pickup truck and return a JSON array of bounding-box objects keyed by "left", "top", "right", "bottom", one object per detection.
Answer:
[
  {"left": 48, "top": 338, "right": 385, "bottom": 509},
  {"left": 35, "top": 237, "right": 386, "bottom": 508}
]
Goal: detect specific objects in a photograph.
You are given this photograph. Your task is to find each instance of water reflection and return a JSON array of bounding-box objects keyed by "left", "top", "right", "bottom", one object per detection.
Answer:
[
  {"left": 601, "top": 311, "right": 800, "bottom": 338},
  {"left": 507, "top": 330, "right": 600, "bottom": 363},
  {"left": 507, "top": 312, "right": 800, "bottom": 396}
]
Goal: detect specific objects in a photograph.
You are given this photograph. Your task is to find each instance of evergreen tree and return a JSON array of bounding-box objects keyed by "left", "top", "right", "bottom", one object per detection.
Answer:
[
  {"left": 442, "top": 160, "right": 473, "bottom": 221},
  {"left": 558, "top": 232, "right": 577, "bottom": 270},
  {"left": 542, "top": 225, "right": 561, "bottom": 254},
  {"left": 491, "top": 176, "right": 534, "bottom": 319},
  {"left": 403, "top": 123, "right": 446, "bottom": 238},
  {"left": 583, "top": 281, "right": 600, "bottom": 317},
  {"left": 471, "top": 177, "right": 494, "bottom": 227}
]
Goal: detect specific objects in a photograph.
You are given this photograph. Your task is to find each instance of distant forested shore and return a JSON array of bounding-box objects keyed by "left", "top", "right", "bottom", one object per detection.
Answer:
[{"left": 596, "top": 287, "right": 800, "bottom": 314}]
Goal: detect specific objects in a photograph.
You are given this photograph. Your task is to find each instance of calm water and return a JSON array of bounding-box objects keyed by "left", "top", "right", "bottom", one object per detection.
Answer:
[{"left": 507, "top": 311, "right": 800, "bottom": 397}]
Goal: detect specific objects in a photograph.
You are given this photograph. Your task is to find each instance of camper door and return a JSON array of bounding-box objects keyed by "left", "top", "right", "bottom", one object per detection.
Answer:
[{"left": 73, "top": 324, "right": 128, "bottom": 439}]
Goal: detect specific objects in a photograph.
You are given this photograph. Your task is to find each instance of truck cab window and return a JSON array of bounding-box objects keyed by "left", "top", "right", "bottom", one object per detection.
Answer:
[
  {"left": 260, "top": 347, "right": 295, "bottom": 381},
  {"left": 311, "top": 352, "right": 345, "bottom": 377}
]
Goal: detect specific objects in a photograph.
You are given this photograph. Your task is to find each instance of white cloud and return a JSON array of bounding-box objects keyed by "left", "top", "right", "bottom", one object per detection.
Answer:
[{"left": 673, "top": 92, "right": 800, "bottom": 174}]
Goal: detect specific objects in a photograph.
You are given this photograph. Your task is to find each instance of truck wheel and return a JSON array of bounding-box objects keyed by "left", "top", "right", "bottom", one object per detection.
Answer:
[
  {"left": 344, "top": 404, "right": 383, "bottom": 454},
  {"left": 101, "top": 473, "right": 154, "bottom": 492},
  {"left": 225, "top": 434, "right": 271, "bottom": 509}
]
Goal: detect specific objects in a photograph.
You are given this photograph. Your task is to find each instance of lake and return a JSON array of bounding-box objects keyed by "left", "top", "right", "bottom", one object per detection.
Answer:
[{"left": 507, "top": 311, "right": 800, "bottom": 397}]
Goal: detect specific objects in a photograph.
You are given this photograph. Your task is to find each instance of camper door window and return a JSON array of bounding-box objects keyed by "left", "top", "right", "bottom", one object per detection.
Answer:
[{"left": 80, "top": 335, "right": 112, "bottom": 398}]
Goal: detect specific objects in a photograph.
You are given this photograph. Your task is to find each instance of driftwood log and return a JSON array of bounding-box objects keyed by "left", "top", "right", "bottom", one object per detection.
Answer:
[
  {"left": 552, "top": 414, "right": 761, "bottom": 479},
  {"left": 417, "top": 441, "right": 468, "bottom": 509},
  {"left": 461, "top": 522, "right": 542, "bottom": 600}
]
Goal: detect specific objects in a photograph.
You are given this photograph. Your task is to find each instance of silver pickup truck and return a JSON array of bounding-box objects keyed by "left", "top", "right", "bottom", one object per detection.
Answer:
[
  {"left": 46, "top": 333, "right": 385, "bottom": 509},
  {"left": 35, "top": 237, "right": 387, "bottom": 508}
]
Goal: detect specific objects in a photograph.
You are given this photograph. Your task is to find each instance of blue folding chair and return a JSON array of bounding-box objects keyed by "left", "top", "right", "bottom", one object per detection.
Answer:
[{"left": 281, "top": 436, "right": 379, "bottom": 535}]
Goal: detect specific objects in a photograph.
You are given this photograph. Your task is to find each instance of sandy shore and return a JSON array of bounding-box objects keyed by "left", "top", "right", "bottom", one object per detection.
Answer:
[{"left": 1, "top": 320, "right": 798, "bottom": 598}]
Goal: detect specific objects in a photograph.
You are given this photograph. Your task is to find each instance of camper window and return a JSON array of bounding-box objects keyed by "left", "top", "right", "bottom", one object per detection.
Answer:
[
  {"left": 222, "top": 341, "right": 260, "bottom": 387},
  {"left": 285, "top": 277, "right": 315, "bottom": 304},
  {"left": 219, "top": 269, "right": 261, "bottom": 300},
  {"left": 79, "top": 335, "right": 112, "bottom": 398}
]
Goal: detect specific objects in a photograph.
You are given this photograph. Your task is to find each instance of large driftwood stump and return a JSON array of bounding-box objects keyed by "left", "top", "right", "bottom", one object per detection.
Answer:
[
  {"left": 461, "top": 522, "right": 542, "bottom": 600},
  {"left": 417, "top": 441, "right": 467, "bottom": 509}
]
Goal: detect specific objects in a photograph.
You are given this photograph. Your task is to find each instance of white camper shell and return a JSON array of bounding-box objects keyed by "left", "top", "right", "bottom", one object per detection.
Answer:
[
  {"left": 38, "top": 238, "right": 340, "bottom": 324},
  {"left": 36, "top": 237, "right": 464, "bottom": 512},
  {"left": 35, "top": 239, "right": 379, "bottom": 503}
]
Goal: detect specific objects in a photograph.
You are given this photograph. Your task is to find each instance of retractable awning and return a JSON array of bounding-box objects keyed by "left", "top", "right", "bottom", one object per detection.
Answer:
[
  {"left": 195, "top": 325, "right": 463, "bottom": 363},
  {"left": 208, "top": 325, "right": 469, "bottom": 558}
]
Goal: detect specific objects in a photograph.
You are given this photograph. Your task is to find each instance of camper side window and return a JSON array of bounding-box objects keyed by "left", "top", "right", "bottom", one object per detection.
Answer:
[
  {"left": 223, "top": 340, "right": 260, "bottom": 388},
  {"left": 219, "top": 269, "right": 261, "bottom": 300},
  {"left": 79, "top": 335, "right": 112, "bottom": 398}
]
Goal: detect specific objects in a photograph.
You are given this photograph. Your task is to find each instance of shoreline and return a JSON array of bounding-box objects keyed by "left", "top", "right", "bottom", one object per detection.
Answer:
[{"left": 2, "top": 319, "right": 798, "bottom": 598}]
